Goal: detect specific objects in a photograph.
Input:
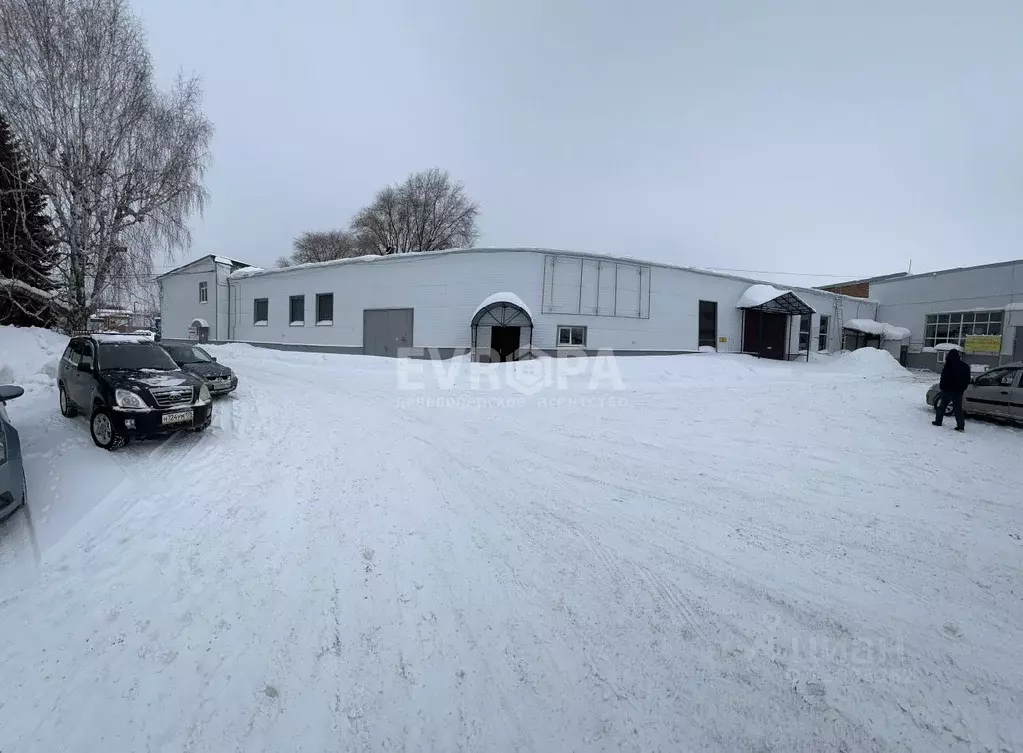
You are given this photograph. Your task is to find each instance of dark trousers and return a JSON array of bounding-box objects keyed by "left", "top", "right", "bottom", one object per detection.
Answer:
[{"left": 935, "top": 389, "right": 965, "bottom": 429}]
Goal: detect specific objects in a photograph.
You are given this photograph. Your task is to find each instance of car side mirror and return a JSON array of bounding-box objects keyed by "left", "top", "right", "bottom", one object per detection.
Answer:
[
  {"left": 211, "top": 356, "right": 217, "bottom": 362},
  {"left": 77, "top": 361, "right": 93, "bottom": 374},
  {"left": 0, "top": 385, "right": 25, "bottom": 402}
]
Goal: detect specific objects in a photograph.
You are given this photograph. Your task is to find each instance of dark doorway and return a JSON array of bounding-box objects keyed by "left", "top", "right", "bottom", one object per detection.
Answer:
[
  {"left": 698, "top": 300, "right": 718, "bottom": 348},
  {"left": 491, "top": 326, "right": 521, "bottom": 362},
  {"left": 742, "top": 310, "right": 788, "bottom": 360}
]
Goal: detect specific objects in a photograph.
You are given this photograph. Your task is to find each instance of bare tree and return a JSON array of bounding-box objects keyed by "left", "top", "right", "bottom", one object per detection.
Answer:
[
  {"left": 351, "top": 168, "right": 479, "bottom": 254},
  {"left": 0, "top": 0, "right": 213, "bottom": 331},
  {"left": 289, "top": 229, "right": 364, "bottom": 265}
]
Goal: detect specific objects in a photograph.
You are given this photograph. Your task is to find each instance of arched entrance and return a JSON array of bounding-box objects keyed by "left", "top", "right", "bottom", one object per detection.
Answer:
[
  {"left": 471, "top": 294, "right": 533, "bottom": 362},
  {"left": 189, "top": 318, "right": 210, "bottom": 343}
]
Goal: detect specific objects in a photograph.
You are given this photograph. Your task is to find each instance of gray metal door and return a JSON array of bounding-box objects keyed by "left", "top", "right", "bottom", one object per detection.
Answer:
[
  {"left": 1015, "top": 326, "right": 1023, "bottom": 360},
  {"left": 363, "top": 308, "right": 413, "bottom": 357}
]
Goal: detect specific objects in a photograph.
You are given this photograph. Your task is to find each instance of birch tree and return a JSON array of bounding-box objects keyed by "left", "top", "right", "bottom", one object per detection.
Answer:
[{"left": 0, "top": 0, "right": 213, "bottom": 330}]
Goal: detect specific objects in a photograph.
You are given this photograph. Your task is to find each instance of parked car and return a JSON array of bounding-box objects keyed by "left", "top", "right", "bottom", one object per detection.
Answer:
[
  {"left": 161, "top": 344, "right": 238, "bottom": 395},
  {"left": 926, "top": 362, "right": 1023, "bottom": 423},
  {"left": 0, "top": 385, "right": 27, "bottom": 522},
  {"left": 58, "top": 334, "right": 213, "bottom": 450}
]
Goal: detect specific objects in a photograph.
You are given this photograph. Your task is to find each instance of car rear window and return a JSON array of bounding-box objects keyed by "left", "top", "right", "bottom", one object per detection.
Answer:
[{"left": 98, "top": 342, "right": 178, "bottom": 371}]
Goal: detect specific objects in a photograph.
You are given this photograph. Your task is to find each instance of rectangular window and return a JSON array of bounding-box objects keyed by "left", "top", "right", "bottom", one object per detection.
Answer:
[
  {"left": 798, "top": 314, "right": 812, "bottom": 351},
  {"left": 289, "top": 295, "right": 305, "bottom": 325},
  {"left": 199, "top": 281, "right": 208, "bottom": 303},
  {"left": 818, "top": 315, "right": 830, "bottom": 351},
  {"left": 698, "top": 301, "right": 717, "bottom": 348},
  {"left": 316, "top": 293, "right": 333, "bottom": 324},
  {"left": 253, "top": 298, "right": 268, "bottom": 325},
  {"left": 923, "top": 310, "right": 1005, "bottom": 348},
  {"left": 557, "top": 325, "right": 587, "bottom": 346}
]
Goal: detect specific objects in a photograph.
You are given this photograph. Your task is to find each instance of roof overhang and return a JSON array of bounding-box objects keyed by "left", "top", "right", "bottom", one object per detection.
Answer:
[{"left": 737, "top": 286, "right": 815, "bottom": 315}]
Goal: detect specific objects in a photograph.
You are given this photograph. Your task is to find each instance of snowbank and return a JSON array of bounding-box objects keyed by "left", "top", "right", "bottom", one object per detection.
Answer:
[
  {"left": 819, "top": 347, "right": 908, "bottom": 377},
  {"left": 845, "top": 318, "right": 911, "bottom": 341},
  {"left": 0, "top": 325, "right": 68, "bottom": 392}
]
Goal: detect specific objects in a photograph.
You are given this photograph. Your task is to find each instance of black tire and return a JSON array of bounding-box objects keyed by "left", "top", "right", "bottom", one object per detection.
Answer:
[
  {"left": 90, "top": 407, "right": 126, "bottom": 451},
  {"left": 59, "top": 384, "right": 78, "bottom": 417},
  {"left": 191, "top": 417, "right": 211, "bottom": 433}
]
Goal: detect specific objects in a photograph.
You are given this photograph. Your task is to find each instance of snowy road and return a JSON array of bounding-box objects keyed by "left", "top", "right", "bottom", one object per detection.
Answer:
[{"left": 1, "top": 341, "right": 1022, "bottom": 752}]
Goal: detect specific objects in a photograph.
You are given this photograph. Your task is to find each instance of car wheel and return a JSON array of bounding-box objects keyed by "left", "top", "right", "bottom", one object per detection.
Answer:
[
  {"left": 59, "top": 384, "right": 78, "bottom": 417},
  {"left": 945, "top": 402, "right": 955, "bottom": 416},
  {"left": 90, "top": 407, "right": 125, "bottom": 451},
  {"left": 191, "top": 418, "right": 211, "bottom": 433}
]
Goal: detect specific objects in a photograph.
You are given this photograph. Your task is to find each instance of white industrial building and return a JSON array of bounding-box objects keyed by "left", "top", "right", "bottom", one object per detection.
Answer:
[
  {"left": 158, "top": 248, "right": 884, "bottom": 361},
  {"left": 827, "top": 259, "right": 1023, "bottom": 371}
]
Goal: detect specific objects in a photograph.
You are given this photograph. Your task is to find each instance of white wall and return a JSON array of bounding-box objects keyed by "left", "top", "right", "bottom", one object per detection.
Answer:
[
  {"left": 159, "top": 257, "right": 220, "bottom": 340},
  {"left": 872, "top": 261, "right": 1023, "bottom": 357},
  {"left": 219, "top": 249, "right": 874, "bottom": 356}
]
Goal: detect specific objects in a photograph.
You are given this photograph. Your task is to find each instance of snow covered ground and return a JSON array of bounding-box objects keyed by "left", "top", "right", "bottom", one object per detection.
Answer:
[{"left": 1, "top": 328, "right": 1022, "bottom": 752}]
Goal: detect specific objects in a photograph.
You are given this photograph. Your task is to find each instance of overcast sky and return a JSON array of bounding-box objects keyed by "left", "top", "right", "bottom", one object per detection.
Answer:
[{"left": 136, "top": 0, "right": 1023, "bottom": 285}]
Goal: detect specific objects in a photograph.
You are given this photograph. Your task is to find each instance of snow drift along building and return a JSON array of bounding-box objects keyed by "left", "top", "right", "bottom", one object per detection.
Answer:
[{"left": 158, "top": 247, "right": 888, "bottom": 361}]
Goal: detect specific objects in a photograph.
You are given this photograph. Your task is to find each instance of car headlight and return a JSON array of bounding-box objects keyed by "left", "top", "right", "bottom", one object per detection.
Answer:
[
  {"left": 115, "top": 388, "right": 147, "bottom": 410},
  {"left": 198, "top": 384, "right": 211, "bottom": 402}
]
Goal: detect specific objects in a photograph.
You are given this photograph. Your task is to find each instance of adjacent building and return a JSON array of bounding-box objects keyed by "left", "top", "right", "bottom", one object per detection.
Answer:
[
  {"left": 854, "top": 259, "right": 1023, "bottom": 370},
  {"left": 158, "top": 248, "right": 880, "bottom": 361}
]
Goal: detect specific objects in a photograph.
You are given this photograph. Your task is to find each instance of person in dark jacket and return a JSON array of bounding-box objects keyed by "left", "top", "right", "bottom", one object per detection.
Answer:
[{"left": 933, "top": 348, "right": 971, "bottom": 431}]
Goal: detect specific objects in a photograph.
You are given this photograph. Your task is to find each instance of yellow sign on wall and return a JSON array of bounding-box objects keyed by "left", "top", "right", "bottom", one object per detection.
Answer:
[{"left": 964, "top": 335, "right": 1001, "bottom": 354}]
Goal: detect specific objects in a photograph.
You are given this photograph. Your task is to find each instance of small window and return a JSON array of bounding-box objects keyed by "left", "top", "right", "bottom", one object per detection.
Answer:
[
  {"left": 818, "top": 315, "right": 830, "bottom": 351},
  {"left": 798, "top": 314, "right": 812, "bottom": 351},
  {"left": 316, "top": 293, "right": 333, "bottom": 324},
  {"left": 199, "top": 281, "right": 208, "bottom": 303},
  {"left": 79, "top": 340, "right": 94, "bottom": 367},
  {"left": 67, "top": 341, "right": 82, "bottom": 366},
  {"left": 557, "top": 325, "right": 586, "bottom": 346},
  {"left": 254, "top": 298, "right": 268, "bottom": 325},
  {"left": 289, "top": 295, "right": 305, "bottom": 325}
]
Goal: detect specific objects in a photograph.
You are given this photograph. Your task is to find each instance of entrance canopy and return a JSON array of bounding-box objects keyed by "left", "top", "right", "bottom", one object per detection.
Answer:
[
  {"left": 190, "top": 318, "right": 210, "bottom": 328},
  {"left": 471, "top": 292, "right": 533, "bottom": 328},
  {"left": 736, "top": 284, "right": 815, "bottom": 316}
]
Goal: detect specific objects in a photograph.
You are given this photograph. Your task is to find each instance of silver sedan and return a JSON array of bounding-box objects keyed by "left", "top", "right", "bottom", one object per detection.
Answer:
[{"left": 926, "top": 361, "right": 1023, "bottom": 423}]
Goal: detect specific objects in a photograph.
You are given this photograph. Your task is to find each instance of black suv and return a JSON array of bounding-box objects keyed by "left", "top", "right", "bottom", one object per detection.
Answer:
[{"left": 57, "top": 334, "right": 213, "bottom": 450}]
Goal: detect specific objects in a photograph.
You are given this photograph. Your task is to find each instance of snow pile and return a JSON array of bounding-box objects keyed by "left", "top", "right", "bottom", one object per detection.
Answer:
[
  {"left": 736, "top": 284, "right": 790, "bottom": 309},
  {"left": 845, "top": 318, "right": 911, "bottom": 341},
  {"left": 0, "top": 325, "right": 68, "bottom": 391},
  {"left": 934, "top": 342, "right": 960, "bottom": 352},
  {"left": 821, "top": 346, "right": 908, "bottom": 377}
]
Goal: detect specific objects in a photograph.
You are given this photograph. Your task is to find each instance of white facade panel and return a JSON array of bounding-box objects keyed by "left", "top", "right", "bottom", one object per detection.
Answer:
[
  {"left": 159, "top": 257, "right": 219, "bottom": 340},
  {"left": 580, "top": 259, "right": 600, "bottom": 315}
]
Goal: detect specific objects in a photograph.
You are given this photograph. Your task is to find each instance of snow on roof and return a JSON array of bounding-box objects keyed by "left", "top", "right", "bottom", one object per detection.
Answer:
[
  {"left": 845, "top": 318, "right": 911, "bottom": 340},
  {"left": 1005, "top": 302, "right": 1023, "bottom": 311},
  {"left": 736, "top": 284, "right": 793, "bottom": 309},
  {"left": 472, "top": 292, "right": 532, "bottom": 322},
  {"left": 189, "top": 318, "right": 210, "bottom": 328},
  {"left": 228, "top": 254, "right": 390, "bottom": 279},
  {"left": 90, "top": 333, "right": 154, "bottom": 344},
  {"left": 934, "top": 342, "right": 960, "bottom": 351},
  {"left": 220, "top": 247, "right": 876, "bottom": 303}
]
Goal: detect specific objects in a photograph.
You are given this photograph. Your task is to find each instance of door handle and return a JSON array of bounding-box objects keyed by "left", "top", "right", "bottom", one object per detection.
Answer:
[{"left": 1000, "top": 391, "right": 1009, "bottom": 395}]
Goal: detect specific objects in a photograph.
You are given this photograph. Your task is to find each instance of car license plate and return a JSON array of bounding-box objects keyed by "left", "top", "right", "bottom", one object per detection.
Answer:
[{"left": 162, "top": 410, "right": 193, "bottom": 425}]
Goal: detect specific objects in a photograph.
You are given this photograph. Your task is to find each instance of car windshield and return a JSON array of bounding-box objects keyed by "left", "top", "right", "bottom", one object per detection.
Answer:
[
  {"left": 166, "top": 345, "right": 212, "bottom": 364},
  {"left": 98, "top": 342, "right": 178, "bottom": 371}
]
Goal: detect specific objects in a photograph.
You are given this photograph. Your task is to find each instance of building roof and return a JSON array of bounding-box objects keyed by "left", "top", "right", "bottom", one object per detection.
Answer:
[
  {"left": 865, "top": 258, "right": 1023, "bottom": 285},
  {"left": 155, "top": 254, "right": 254, "bottom": 279},
  {"left": 227, "top": 246, "right": 876, "bottom": 305},
  {"left": 818, "top": 272, "right": 909, "bottom": 290}
]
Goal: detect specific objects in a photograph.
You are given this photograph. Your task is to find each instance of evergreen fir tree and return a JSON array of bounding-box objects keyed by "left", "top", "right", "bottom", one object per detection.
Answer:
[{"left": 0, "top": 112, "right": 57, "bottom": 327}]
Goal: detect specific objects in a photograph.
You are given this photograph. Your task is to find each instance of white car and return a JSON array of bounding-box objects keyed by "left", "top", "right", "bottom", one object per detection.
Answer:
[{"left": 926, "top": 362, "right": 1023, "bottom": 423}]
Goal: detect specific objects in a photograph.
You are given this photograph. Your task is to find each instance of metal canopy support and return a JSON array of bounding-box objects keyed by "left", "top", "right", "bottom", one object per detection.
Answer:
[{"left": 471, "top": 300, "right": 534, "bottom": 362}]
